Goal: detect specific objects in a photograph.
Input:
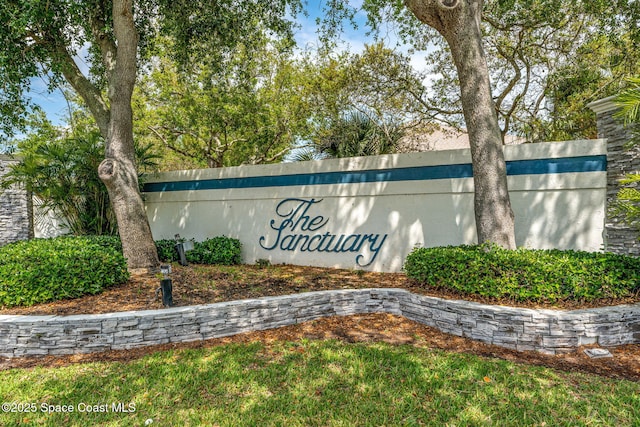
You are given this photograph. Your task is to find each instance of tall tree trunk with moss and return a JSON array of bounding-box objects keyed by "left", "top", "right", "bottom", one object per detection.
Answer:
[
  {"left": 405, "top": 0, "right": 516, "bottom": 248},
  {"left": 60, "top": 0, "right": 159, "bottom": 270},
  {"left": 99, "top": 0, "right": 159, "bottom": 270}
]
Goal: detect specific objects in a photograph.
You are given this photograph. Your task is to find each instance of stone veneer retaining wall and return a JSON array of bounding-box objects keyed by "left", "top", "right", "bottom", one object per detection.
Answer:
[{"left": 1, "top": 289, "right": 639, "bottom": 358}]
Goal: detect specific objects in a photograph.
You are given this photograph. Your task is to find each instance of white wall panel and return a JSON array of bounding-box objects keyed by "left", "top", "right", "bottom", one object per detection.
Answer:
[{"left": 143, "top": 139, "right": 607, "bottom": 271}]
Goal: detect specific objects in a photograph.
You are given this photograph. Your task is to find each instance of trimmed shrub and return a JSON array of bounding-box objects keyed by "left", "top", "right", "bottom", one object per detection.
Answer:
[
  {"left": 155, "top": 237, "right": 242, "bottom": 265},
  {"left": 0, "top": 237, "right": 129, "bottom": 307},
  {"left": 404, "top": 244, "right": 640, "bottom": 303},
  {"left": 186, "top": 237, "right": 242, "bottom": 265},
  {"left": 72, "top": 235, "right": 123, "bottom": 252},
  {"left": 155, "top": 239, "right": 180, "bottom": 263}
]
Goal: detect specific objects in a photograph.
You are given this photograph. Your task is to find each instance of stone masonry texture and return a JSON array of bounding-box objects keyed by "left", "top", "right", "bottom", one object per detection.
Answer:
[
  {"left": 0, "top": 157, "right": 31, "bottom": 246},
  {"left": 592, "top": 101, "right": 640, "bottom": 255},
  {"left": 1, "top": 289, "right": 639, "bottom": 358}
]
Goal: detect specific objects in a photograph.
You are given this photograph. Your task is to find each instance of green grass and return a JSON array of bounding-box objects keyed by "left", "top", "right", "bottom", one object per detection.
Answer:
[{"left": 1, "top": 340, "right": 639, "bottom": 426}]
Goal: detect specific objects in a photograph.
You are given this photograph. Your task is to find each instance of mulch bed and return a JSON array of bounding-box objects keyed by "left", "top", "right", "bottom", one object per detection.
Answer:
[{"left": 1, "top": 264, "right": 639, "bottom": 382}]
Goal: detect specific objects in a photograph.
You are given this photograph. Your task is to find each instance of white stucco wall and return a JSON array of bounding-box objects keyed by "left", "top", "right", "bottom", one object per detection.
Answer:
[
  {"left": 142, "top": 139, "right": 607, "bottom": 272},
  {"left": 32, "top": 203, "right": 70, "bottom": 238}
]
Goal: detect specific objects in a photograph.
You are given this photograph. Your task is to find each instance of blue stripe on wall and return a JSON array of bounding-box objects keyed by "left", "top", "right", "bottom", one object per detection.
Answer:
[{"left": 142, "top": 155, "right": 607, "bottom": 193}]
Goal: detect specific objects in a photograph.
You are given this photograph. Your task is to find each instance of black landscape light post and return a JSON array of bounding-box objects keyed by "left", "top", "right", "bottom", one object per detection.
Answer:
[
  {"left": 159, "top": 264, "right": 173, "bottom": 307},
  {"left": 174, "top": 236, "right": 194, "bottom": 266}
]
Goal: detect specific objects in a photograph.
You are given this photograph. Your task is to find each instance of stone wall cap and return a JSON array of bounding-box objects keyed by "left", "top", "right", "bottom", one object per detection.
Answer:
[
  {"left": 0, "top": 155, "right": 20, "bottom": 161},
  {"left": 587, "top": 96, "right": 619, "bottom": 114}
]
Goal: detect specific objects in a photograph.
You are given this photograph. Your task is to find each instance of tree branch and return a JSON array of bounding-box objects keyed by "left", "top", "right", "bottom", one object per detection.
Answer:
[
  {"left": 110, "top": 0, "right": 138, "bottom": 103},
  {"left": 90, "top": 0, "right": 118, "bottom": 80},
  {"left": 149, "top": 125, "right": 199, "bottom": 161},
  {"left": 52, "top": 36, "right": 110, "bottom": 138},
  {"left": 492, "top": 27, "right": 525, "bottom": 104},
  {"left": 147, "top": 126, "right": 169, "bottom": 145}
]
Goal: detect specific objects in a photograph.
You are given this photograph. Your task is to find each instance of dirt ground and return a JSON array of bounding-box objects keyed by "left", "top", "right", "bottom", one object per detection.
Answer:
[{"left": 1, "top": 264, "right": 639, "bottom": 382}]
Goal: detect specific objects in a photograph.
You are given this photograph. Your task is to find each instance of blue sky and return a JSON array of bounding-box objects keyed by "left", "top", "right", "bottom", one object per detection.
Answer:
[
  {"left": 29, "top": 80, "right": 69, "bottom": 126},
  {"left": 295, "top": 1, "right": 370, "bottom": 52}
]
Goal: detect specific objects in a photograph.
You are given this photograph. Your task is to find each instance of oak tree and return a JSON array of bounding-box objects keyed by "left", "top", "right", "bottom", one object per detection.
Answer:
[
  {"left": 0, "top": 0, "right": 300, "bottom": 269},
  {"left": 422, "top": 0, "right": 640, "bottom": 142},
  {"left": 134, "top": 36, "right": 308, "bottom": 170},
  {"left": 403, "top": 0, "right": 516, "bottom": 248}
]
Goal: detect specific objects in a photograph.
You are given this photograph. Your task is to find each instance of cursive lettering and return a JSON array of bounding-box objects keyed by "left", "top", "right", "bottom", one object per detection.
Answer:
[{"left": 259, "top": 198, "right": 388, "bottom": 267}]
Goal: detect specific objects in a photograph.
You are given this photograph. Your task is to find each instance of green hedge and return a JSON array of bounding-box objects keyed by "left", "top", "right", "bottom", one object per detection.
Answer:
[
  {"left": 155, "top": 239, "right": 180, "bottom": 263},
  {"left": 156, "top": 237, "right": 242, "bottom": 265},
  {"left": 0, "top": 235, "right": 242, "bottom": 308},
  {"left": 0, "top": 236, "right": 129, "bottom": 308},
  {"left": 186, "top": 237, "right": 242, "bottom": 265},
  {"left": 404, "top": 244, "right": 640, "bottom": 303}
]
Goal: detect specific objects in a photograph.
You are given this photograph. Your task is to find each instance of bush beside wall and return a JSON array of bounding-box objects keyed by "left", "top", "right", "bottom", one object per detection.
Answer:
[
  {"left": 186, "top": 237, "right": 242, "bottom": 265},
  {"left": 0, "top": 235, "right": 242, "bottom": 308},
  {"left": 0, "top": 236, "right": 129, "bottom": 307},
  {"left": 156, "top": 236, "right": 242, "bottom": 265},
  {"left": 155, "top": 238, "right": 180, "bottom": 263},
  {"left": 404, "top": 244, "right": 640, "bottom": 304}
]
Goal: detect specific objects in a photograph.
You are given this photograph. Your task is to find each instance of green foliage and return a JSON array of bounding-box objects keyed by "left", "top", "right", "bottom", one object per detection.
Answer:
[
  {"left": 157, "top": 0, "right": 303, "bottom": 74},
  {"left": 135, "top": 36, "right": 308, "bottom": 170},
  {"left": 617, "top": 77, "right": 640, "bottom": 125},
  {"left": 297, "top": 110, "right": 404, "bottom": 160},
  {"left": 1, "top": 106, "right": 159, "bottom": 236},
  {"left": 155, "top": 239, "right": 180, "bottom": 263},
  {"left": 2, "top": 110, "right": 117, "bottom": 235},
  {"left": 0, "top": 0, "right": 302, "bottom": 137},
  {"left": 615, "top": 179, "right": 640, "bottom": 232},
  {"left": 365, "top": 0, "right": 640, "bottom": 142},
  {"left": 77, "top": 235, "right": 124, "bottom": 252},
  {"left": 613, "top": 78, "right": 640, "bottom": 232},
  {"left": 322, "top": 111, "right": 403, "bottom": 158},
  {"left": 187, "top": 237, "right": 243, "bottom": 265},
  {"left": 293, "top": 43, "right": 425, "bottom": 160},
  {"left": 404, "top": 244, "right": 640, "bottom": 303},
  {"left": 0, "top": 234, "right": 241, "bottom": 307},
  {"left": 0, "top": 237, "right": 129, "bottom": 308},
  {"left": 156, "top": 237, "right": 243, "bottom": 265}
]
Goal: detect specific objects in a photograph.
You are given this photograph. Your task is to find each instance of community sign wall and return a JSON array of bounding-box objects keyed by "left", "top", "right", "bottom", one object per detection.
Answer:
[{"left": 142, "top": 139, "right": 607, "bottom": 272}]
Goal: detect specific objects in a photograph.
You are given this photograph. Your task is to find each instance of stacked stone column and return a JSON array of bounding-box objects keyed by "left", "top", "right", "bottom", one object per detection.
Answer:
[
  {"left": 588, "top": 96, "right": 640, "bottom": 256},
  {"left": 0, "top": 156, "right": 31, "bottom": 246}
]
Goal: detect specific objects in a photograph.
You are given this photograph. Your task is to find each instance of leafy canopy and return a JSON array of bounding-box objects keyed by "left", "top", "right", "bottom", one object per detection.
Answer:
[
  {"left": 1, "top": 102, "right": 159, "bottom": 235},
  {"left": 373, "top": 0, "right": 640, "bottom": 141},
  {"left": 0, "top": 0, "right": 303, "bottom": 139},
  {"left": 134, "top": 35, "right": 308, "bottom": 169}
]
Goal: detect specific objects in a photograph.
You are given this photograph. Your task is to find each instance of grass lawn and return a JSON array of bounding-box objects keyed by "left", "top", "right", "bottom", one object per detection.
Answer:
[{"left": 1, "top": 339, "right": 639, "bottom": 426}]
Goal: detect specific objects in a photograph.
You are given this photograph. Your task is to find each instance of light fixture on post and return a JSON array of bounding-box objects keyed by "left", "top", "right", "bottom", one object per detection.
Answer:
[
  {"left": 174, "top": 234, "right": 194, "bottom": 266},
  {"left": 159, "top": 264, "right": 173, "bottom": 307}
]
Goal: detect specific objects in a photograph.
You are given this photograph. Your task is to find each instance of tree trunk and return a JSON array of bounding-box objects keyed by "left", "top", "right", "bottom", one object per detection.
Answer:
[
  {"left": 98, "top": 158, "right": 159, "bottom": 270},
  {"left": 405, "top": 0, "right": 516, "bottom": 248},
  {"left": 98, "top": 0, "right": 159, "bottom": 270}
]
